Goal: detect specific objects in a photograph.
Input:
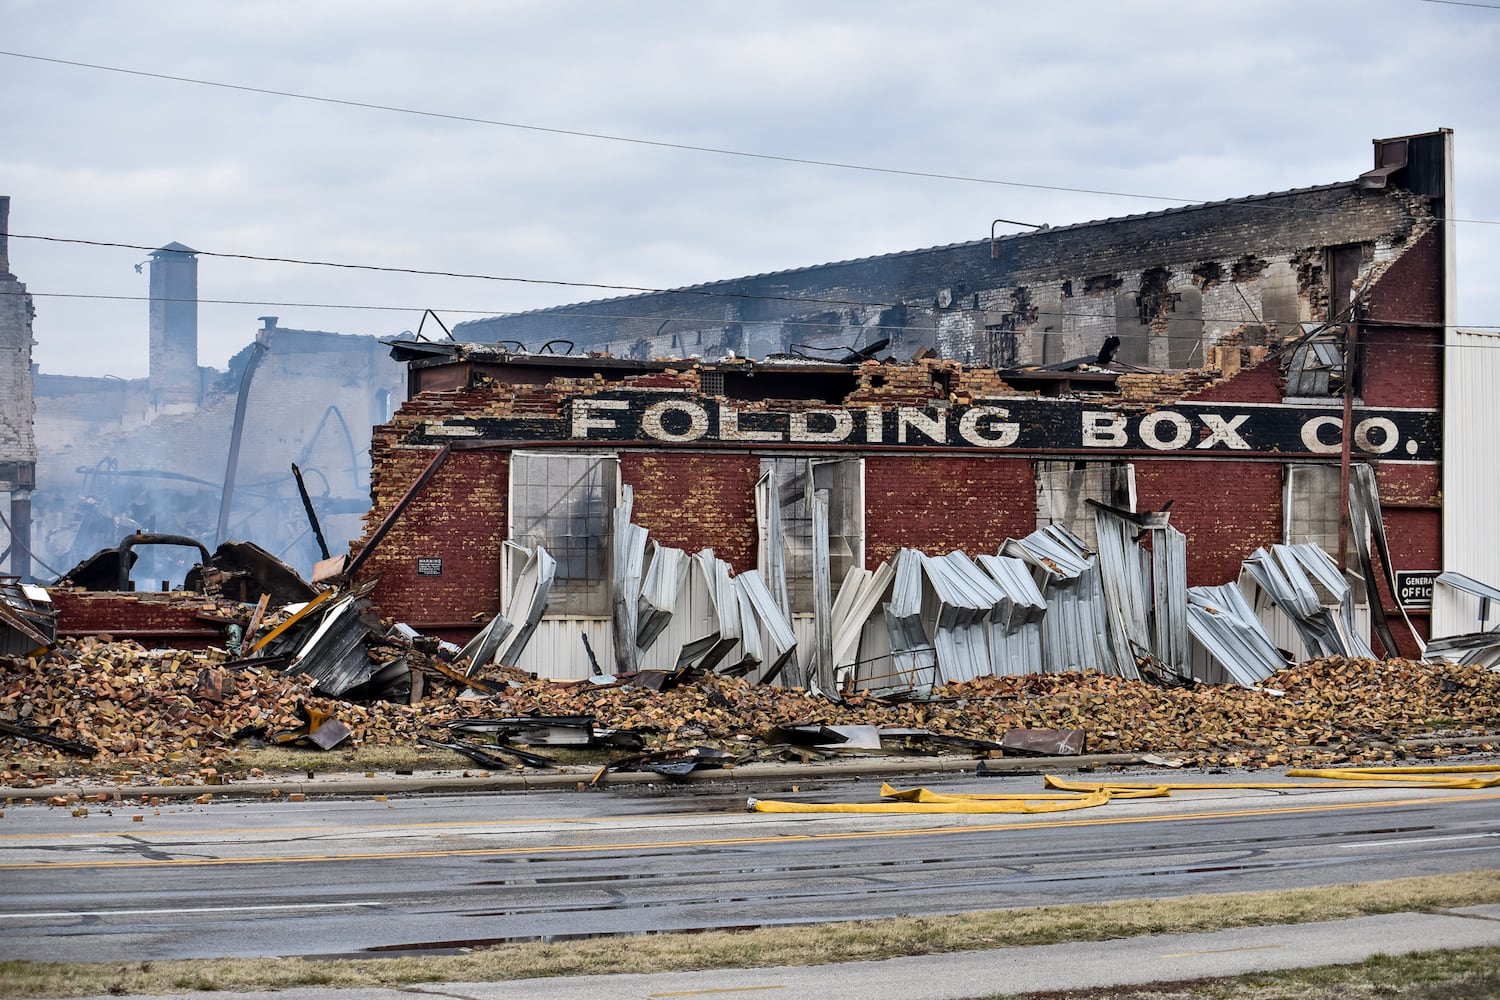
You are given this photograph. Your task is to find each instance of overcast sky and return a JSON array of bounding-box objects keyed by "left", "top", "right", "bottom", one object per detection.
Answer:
[{"left": 3, "top": 0, "right": 1497, "bottom": 379}]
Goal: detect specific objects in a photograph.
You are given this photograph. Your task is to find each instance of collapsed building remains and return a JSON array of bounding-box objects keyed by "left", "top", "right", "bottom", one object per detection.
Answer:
[{"left": 349, "top": 130, "right": 1489, "bottom": 690}]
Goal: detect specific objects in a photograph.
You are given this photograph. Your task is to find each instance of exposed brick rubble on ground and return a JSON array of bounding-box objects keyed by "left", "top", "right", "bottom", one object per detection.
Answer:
[{"left": 3, "top": 636, "right": 1497, "bottom": 782}]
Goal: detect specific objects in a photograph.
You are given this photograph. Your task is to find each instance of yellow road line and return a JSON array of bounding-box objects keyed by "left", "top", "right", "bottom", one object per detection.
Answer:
[
  {"left": 1160, "top": 943, "right": 1286, "bottom": 958},
  {"left": 649, "top": 987, "right": 785, "bottom": 997},
  {"left": 0, "top": 814, "right": 700, "bottom": 842},
  {"left": 2, "top": 790, "right": 1496, "bottom": 871}
]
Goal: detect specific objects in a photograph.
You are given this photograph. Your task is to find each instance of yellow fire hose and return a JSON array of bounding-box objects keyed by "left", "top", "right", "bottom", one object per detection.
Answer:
[{"left": 745, "top": 765, "right": 1500, "bottom": 814}]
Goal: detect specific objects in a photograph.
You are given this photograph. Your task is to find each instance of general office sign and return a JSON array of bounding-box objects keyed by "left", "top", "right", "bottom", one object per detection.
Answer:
[{"left": 420, "top": 394, "right": 1439, "bottom": 460}]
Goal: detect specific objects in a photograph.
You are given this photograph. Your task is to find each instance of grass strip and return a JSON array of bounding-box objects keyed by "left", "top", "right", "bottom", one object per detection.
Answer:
[{"left": 4, "top": 870, "right": 1500, "bottom": 998}]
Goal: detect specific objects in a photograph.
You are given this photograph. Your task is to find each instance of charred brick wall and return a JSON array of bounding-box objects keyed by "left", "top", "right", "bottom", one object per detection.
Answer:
[
  {"left": 453, "top": 182, "right": 1435, "bottom": 373},
  {"left": 864, "top": 455, "right": 1035, "bottom": 565},
  {"left": 622, "top": 453, "right": 760, "bottom": 573},
  {"left": 50, "top": 591, "right": 227, "bottom": 648},
  {"left": 0, "top": 196, "right": 37, "bottom": 469}
]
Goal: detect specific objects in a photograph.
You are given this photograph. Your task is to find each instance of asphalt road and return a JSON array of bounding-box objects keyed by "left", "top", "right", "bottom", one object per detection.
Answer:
[{"left": 3, "top": 769, "right": 1500, "bottom": 963}]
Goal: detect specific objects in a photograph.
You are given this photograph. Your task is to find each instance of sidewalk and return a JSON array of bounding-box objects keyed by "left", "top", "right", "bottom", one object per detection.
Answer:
[{"left": 71, "top": 905, "right": 1500, "bottom": 1000}]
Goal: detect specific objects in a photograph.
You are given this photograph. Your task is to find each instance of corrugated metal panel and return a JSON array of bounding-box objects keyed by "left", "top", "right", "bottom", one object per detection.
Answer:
[
  {"left": 876, "top": 548, "right": 936, "bottom": 696},
  {"left": 831, "top": 561, "right": 896, "bottom": 687},
  {"left": 1153, "top": 526, "right": 1189, "bottom": 676},
  {"left": 1004, "top": 526, "right": 1131, "bottom": 677},
  {"left": 921, "top": 551, "right": 1005, "bottom": 683},
  {"left": 1442, "top": 330, "right": 1500, "bottom": 634},
  {"left": 1433, "top": 572, "right": 1500, "bottom": 642},
  {"left": 975, "top": 553, "right": 1046, "bottom": 675},
  {"left": 637, "top": 542, "right": 689, "bottom": 653},
  {"left": 611, "top": 486, "right": 647, "bottom": 674},
  {"left": 1427, "top": 573, "right": 1500, "bottom": 666},
  {"left": 1093, "top": 508, "right": 1152, "bottom": 674},
  {"left": 696, "top": 550, "right": 745, "bottom": 673},
  {"left": 736, "top": 569, "right": 798, "bottom": 684},
  {"left": 1240, "top": 544, "right": 1373, "bottom": 659},
  {"left": 1186, "top": 583, "right": 1287, "bottom": 687},
  {"left": 755, "top": 469, "right": 792, "bottom": 623},
  {"left": 512, "top": 616, "right": 611, "bottom": 679}
]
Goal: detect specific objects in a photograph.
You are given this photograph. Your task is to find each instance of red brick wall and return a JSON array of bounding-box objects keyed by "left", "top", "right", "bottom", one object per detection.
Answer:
[
  {"left": 1374, "top": 463, "right": 1440, "bottom": 509},
  {"left": 1365, "top": 228, "right": 1442, "bottom": 327},
  {"left": 1183, "top": 357, "right": 1284, "bottom": 404},
  {"left": 864, "top": 455, "right": 1035, "bottom": 565},
  {"left": 1133, "top": 459, "right": 1284, "bottom": 587},
  {"left": 360, "top": 449, "right": 509, "bottom": 629},
  {"left": 1360, "top": 327, "right": 1441, "bottom": 409},
  {"left": 623, "top": 453, "right": 760, "bottom": 573}
]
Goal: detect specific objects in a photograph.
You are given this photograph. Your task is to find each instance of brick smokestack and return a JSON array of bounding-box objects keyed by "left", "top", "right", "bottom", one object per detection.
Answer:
[
  {"left": 148, "top": 241, "right": 200, "bottom": 407},
  {"left": 0, "top": 195, "right": 10, "bottom": 276}
]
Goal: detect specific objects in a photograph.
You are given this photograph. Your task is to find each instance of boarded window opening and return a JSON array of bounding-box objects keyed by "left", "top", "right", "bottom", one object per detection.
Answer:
[
  {"left": 1284, "top": 463, "right": 1367, "bottom": 605},
  {"left": 1035, "top": 460, "right": 1135, "bottom": 548},
  {"left": 760, "top": 456, "right": 863, "bottom": 614},
  {"left": 509, "top": 452, "right": 618, "bottom": 616}
]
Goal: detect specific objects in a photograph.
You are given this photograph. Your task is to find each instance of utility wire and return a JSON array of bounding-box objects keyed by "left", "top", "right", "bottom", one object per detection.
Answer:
[
  {"left": 9, "top": 288, "right": 1500, "bottom": 338},
  {"left": 3, "top": 49, "right": 1498, "bottom": 226},
  {"left": 6, "top": 233, "right": 900, "bottom": 310}
]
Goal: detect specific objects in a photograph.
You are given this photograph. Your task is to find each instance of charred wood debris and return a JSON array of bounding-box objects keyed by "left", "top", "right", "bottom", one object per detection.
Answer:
[{"left": 2, "top": 531, "right": 1499, "bottom": 787}]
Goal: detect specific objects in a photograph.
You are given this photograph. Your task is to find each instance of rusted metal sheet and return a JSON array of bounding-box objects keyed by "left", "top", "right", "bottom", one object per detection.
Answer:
[{"left": 1001, "top": 728, "right": 1086, "bottom": 756}]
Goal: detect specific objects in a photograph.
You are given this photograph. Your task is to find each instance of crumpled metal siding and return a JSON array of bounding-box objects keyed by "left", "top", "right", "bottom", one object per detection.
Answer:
[
  {"left": 878, "top": 548, "right": 937, "bottom": 696},
  {"left": 637, "top": 542, "right": 689, "bottom": 653},
  {"left": 1186, "top": 582, "right": 1287, "bottom": 686},
  {"left": 1003, "top": 526, "right": 1131, "bottom": 677},
  {"left": 921, "top": 550, "right": 1007, "bottom": 683},
  {"left": 1426, "top": 572, "right": 1500, "bottom": 668},
  {"left": 611, "top": 486, "right": 648, "bottom": 674},
  {"left": 1093, "top": 508, "right": 1153, "bottom": 676},
  {"left": 975, "top": 553, "right": 1046, "bottom": 676},
  {"left": 1242, "top": 544, "right": 1374, "bottom": 659},
  {"left": 736, "top": 569, "right": 798, "bottom": 684}
]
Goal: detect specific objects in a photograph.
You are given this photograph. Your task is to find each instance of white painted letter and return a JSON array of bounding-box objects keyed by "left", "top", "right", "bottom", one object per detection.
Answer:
[
  {"left": 1354, "top": 417, "right": 1399, "bottom": 454},
  {"left": 958, "top": 406, "right": 1020, "bottom": 447},
  {"left": 897, "top": 407, "right": 947, "bottom": 444},
  {"left": 789, "top": 409, "right": 855, "bottom": 444},
  {"left": 1082, "top": 411, "right": 1128, "bottom": 447},
  {"left": 642, "top": 400, "right": 709, "bottom": 443},
  {"left": 1139, "top": 411, "right": 1193, "bottom": 451},
  {"left": 571, "top": 398, "right": 628, "bottom": 439},
  {"left": 1299, "top": 416, "right": 1343, "bottom": 455},
  {"left": 1196, "top": 412, "right": 1251, "bottom": 450}
]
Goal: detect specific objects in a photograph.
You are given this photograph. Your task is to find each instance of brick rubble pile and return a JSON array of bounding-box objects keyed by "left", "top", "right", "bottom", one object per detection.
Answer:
[{"left": 4, "top": 637, "right": 1498, "bottom": 782}]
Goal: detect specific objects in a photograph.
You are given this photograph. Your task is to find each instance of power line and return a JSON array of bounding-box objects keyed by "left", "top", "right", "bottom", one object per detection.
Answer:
[
  {"left": 1418, "top": 0, "right": 1500, "bottom": 8},
  {"left": 3, "top": 49, "right": 1498, "bottom": 227},
  {"left": 6, "top": 233, "right": 902, "bottom": 311},
  {"left": 10, "top": 288, "right": 1500, "bottom": 339}
]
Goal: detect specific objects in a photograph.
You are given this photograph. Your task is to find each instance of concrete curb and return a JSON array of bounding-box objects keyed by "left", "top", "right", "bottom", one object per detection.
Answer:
[
  {"left": 0, "top": 752, "right": 1147, "bottom": 802},
  {"left": 5, "top": 732, "right": 1491, "bottom": 803}
]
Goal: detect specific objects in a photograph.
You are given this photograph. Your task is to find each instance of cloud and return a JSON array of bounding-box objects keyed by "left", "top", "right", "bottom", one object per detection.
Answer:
[{"left": 2, "top": 0, "right": 1497, "bottom": 376}]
